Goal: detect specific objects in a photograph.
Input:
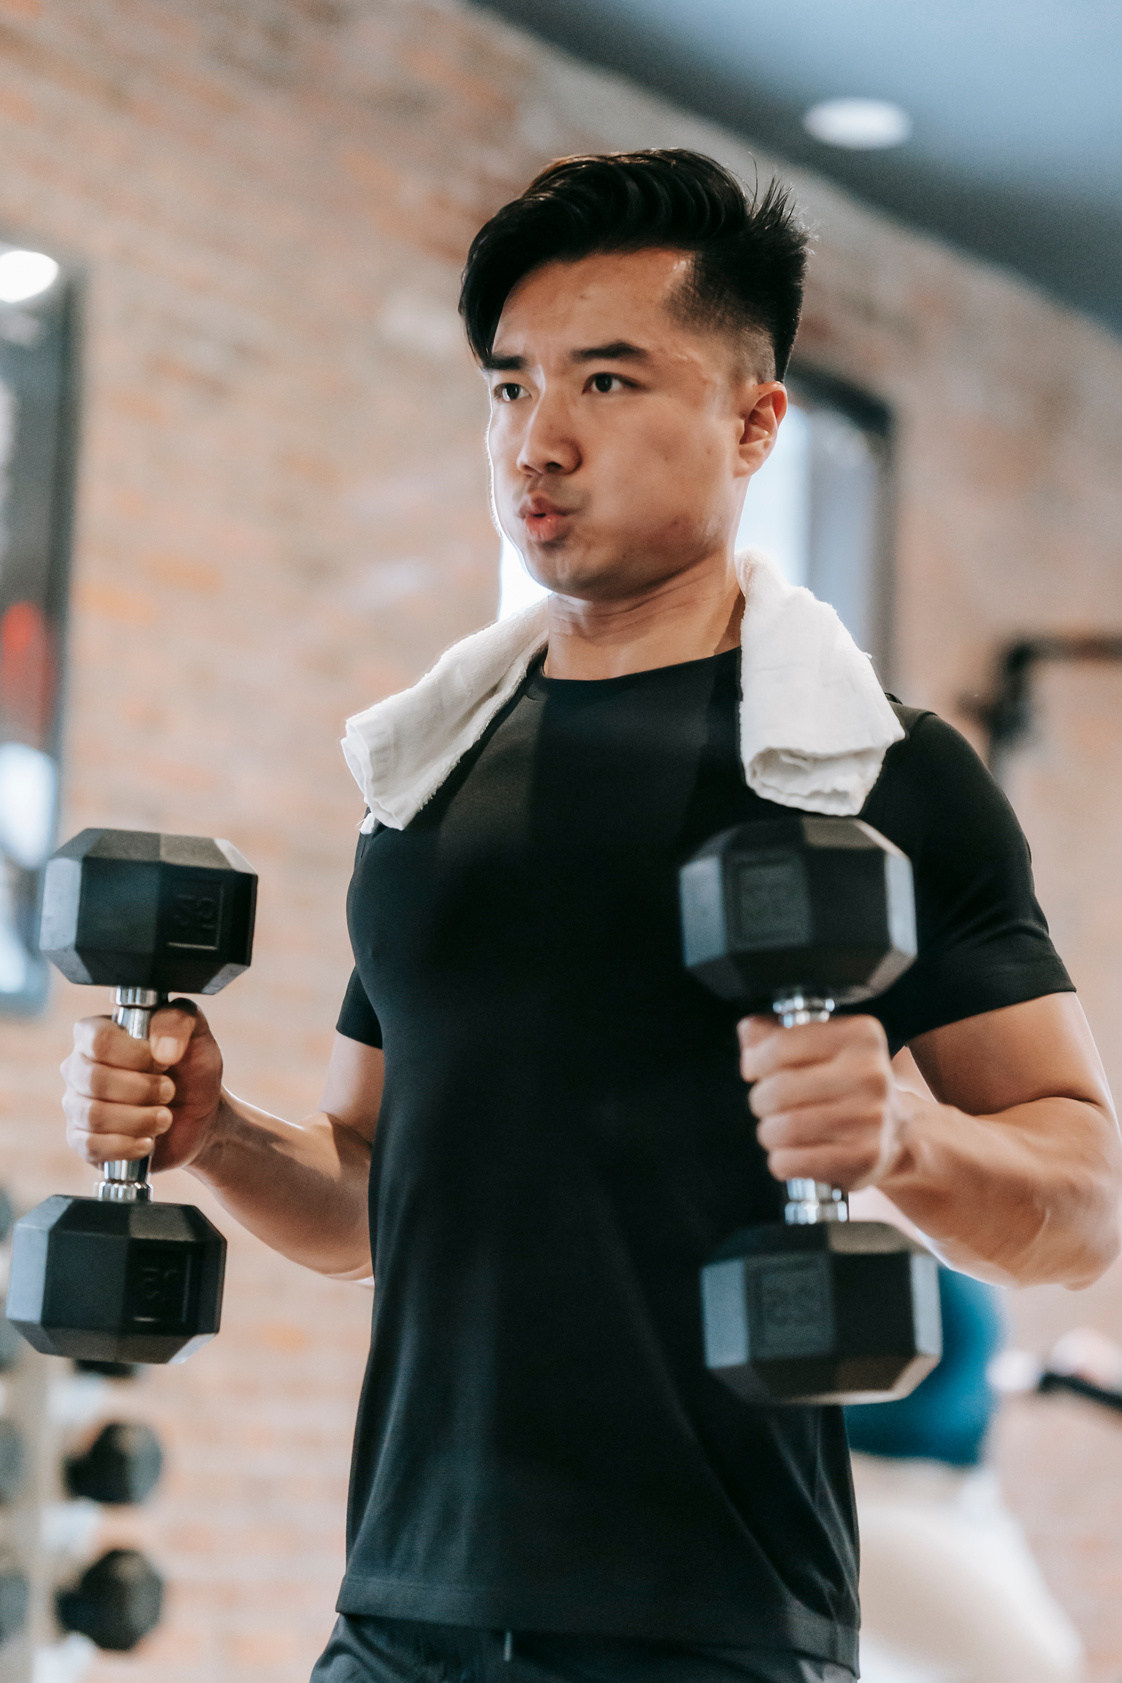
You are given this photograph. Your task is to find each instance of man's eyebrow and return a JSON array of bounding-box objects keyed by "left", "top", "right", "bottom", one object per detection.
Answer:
[
  {"left": 482, "top": 341, "right": 651, "bottom": 371},
  {"left": 570, "top": 341, "right": 650, "bottom": 364}
]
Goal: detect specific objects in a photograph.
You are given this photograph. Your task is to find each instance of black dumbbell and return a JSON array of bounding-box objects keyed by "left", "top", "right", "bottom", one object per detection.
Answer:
[
  {"left": 56, "top": 1548, "right": 163, "bottom": 1651},
  {"left": 0, "top": 1565, "right": 29, "bottom": 1647},
  {"left": 680, "top": 815, "right": 942, "bottom": 1405},
  {"left": 73, "top": 1359, "right": 139, "bottom": 1379},
  {"left": 66, "top": 1421, "right": 164, "bottom": 1505},
  {"left": 6, "top": 829, "right": 256, "bottom": 1365}
]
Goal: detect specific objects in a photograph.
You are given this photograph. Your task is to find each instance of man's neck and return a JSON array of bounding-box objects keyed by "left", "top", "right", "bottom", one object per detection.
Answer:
[{"left": 541, "top": 553, "right": 743, "bottom": 680}]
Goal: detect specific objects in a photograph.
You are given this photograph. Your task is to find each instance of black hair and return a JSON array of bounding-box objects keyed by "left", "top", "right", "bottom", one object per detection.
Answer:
[{"left": 459, "top": 149, "right": 809, "bottom": 380}]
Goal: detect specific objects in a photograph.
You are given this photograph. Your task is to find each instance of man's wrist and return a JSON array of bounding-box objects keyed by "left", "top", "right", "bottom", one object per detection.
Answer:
[
  {"left": 873, "top": 1082, "right": 937, "bottom": 1193},
  {"left": 186, "top": 1090, "right": 239, "bottom": 1184}
]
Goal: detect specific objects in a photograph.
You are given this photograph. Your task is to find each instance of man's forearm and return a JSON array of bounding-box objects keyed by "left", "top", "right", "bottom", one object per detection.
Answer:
[
  {"left": 879, "top": 1087, "right": 1122, "bottom": 1289},
  {"left": 188, "top": 1090, "right": 373, "bottom": 1281}
]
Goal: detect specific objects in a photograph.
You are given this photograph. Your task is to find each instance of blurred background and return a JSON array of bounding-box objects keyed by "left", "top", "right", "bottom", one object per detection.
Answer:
[{"left": 0, "top": 1, "right": 1120, "bottom": 1679}]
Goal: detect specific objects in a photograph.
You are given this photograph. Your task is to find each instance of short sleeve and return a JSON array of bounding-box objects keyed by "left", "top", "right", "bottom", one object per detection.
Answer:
[
  {"left": 861, "top": 710, "right": 1073, "bottom": 1048},
  {"left": 336, "top": 965, "right": 383, "bottom": 1049}
]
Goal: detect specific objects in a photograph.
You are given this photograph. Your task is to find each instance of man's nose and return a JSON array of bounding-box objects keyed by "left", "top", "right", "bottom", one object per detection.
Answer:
[{"left": 516, "top": 394, "right": 581, "bottom": 477}]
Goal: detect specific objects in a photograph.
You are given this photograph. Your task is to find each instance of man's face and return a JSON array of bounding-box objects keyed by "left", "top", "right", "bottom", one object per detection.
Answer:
[{"left": 484, "top": 247, "right": 785, "bottom": 601}]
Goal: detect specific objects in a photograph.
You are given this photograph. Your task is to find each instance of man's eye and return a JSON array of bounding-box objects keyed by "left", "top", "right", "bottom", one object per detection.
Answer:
[
  {"left": 589, "top": 373, "right": 622, "bottom": 394},
  {"left": 495, "top": 382, "right": 523, "bottom": 402}
]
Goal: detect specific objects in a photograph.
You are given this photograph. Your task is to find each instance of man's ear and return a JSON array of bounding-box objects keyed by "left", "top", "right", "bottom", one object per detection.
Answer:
[{"left": 735, "top": 382, "right": 788, "bottom": 478}]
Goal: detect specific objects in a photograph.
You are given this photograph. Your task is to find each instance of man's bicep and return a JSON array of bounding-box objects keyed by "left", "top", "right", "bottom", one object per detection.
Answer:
[
  {"left": 319, "top": 1032, "right": 385, "bottom": 1144},
  {"left": 909, "top": 993, "right": 1116, "bottom": 1121}
]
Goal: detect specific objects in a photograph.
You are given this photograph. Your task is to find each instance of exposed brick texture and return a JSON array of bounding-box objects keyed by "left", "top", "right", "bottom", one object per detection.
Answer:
[{"left": 0, "top": 2, "right": 1120, "bottom": 1679}]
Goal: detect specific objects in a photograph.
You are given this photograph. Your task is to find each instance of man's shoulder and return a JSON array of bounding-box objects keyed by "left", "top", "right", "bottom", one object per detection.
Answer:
[
  {"left": 863, "top": 697, "right": 1013, "bottom": 856},
  {"left": 885, "top": 695, "right": 931, "bottom": 737},
  {"left": 879, "top": 697, "right": 987, "bottom": 781}
]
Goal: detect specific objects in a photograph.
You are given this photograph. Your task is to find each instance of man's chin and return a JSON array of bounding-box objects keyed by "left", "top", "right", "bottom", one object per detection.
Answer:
[
  {"left": 539, "top": 565, "right": 668, "bottom": 605},
  {"left": 537, "top": 571, "right": 616, "bottom": 602},
  {"left": 520, "top": 530, "right": 692, "bottom": 602},
  {"left": 523, "top": 544, "right": 626, "bottom": 601}
]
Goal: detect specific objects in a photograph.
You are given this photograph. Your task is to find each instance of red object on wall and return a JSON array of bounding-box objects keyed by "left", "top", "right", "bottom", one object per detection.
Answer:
[{"left": 0, "top": 600, "right": 53, "bottom": 749}]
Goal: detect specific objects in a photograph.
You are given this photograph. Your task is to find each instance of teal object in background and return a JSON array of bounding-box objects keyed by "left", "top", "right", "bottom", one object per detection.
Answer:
[{"left": 845, "top": 1266, "right": 1005, "bottom": 1467}]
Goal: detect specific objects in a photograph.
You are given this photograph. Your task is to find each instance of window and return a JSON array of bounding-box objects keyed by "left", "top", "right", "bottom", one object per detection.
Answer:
[
  {"left": 737, "top": 373, "right": 892, "bottom": 669},
  {"left": 498, "top": 371, "right": 893, "bottom": 676},
  {"left": 0, "top": 244, "right": 79, "bottom": 1014}
]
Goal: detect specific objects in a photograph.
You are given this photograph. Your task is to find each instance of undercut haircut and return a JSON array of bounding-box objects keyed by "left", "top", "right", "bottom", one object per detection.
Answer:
[{"left": 459, "top": 149, "right": 809, "bottom": 380}]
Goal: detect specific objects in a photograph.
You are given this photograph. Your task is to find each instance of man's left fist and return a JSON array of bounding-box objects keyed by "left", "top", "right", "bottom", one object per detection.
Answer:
[{"left": 738, "top": 1013, "right": 905, "bottom": 1190}]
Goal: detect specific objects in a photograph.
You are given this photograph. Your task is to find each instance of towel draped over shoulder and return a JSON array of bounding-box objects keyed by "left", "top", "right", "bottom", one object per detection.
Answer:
[{"left": 341, "top": 549, "right": 903, "bottom": 831}]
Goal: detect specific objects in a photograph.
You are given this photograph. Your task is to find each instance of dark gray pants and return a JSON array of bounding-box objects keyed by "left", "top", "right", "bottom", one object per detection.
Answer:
[{"left": 310, "top": 1616, "right": 855, "bottom": 1683}]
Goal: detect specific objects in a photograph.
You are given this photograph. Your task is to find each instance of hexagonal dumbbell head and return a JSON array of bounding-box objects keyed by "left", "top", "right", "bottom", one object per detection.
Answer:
[
  {"left": 66, "top": 1422, "right": 164, "bottom": 1506},
  {"left": 702, "top": 1221, "right": 943, "bottom": 1405},
  {"left": 40, "top": 828, "right": 256, "bottom": 995},
  {"left": 6, "top": 1197, "right": 225, "bottom": 1365},
  {"left": 680, "top": 815, "right": 916, "bottom": 1008},
  {"left": 57, "top": 1549, "right": 164, "bottom": 1652}
]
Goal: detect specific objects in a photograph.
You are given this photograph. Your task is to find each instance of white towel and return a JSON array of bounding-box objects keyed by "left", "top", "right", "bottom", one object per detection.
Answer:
[{"left": 341, "top": 549, "right": 903, "bottom": 831}]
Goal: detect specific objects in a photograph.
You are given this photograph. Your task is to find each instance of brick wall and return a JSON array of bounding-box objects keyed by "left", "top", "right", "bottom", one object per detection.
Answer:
[{"left": 0, "top": 1, "right": 1119, "bottom": 1678}]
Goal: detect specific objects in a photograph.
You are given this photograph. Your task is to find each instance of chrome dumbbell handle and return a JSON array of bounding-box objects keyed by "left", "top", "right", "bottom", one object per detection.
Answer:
[
  {"left": 771, "top": 992, "right": 849, "bottom": 1227},
  {"left": 98, "top": 987, "right": 167, "bottom": 1203}
]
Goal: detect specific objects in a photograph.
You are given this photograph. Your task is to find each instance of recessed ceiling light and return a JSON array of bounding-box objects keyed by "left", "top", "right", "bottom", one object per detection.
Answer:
[
  {"left": 803, "top": 98, "right": 912, "bottom": 150},
  {"left": 0, "top": 248, "right": 60, "bottom": 304}
]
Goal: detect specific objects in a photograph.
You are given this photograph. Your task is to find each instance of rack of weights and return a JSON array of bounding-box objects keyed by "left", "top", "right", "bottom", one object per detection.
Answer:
[{"left": 0, "top": 1187, "right": 165, "bottom": 1682}]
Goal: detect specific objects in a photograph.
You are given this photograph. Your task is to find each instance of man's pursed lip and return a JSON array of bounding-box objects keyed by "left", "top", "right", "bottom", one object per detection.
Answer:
[{"left": 521, "top": 507, "right": 573, "bottom": 542}]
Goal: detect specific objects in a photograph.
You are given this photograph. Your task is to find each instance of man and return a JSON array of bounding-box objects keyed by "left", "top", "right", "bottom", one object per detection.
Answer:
[{"left": 60, "top": 151, "right": 1121, "bottom": 1683}]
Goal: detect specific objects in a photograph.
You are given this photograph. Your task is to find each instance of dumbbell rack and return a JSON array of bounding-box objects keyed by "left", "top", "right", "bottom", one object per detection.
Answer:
[
  {"left": 0, "top": 1191, "right": 164, "bottom": 1680},
  {"left": 0, "top": 1337, "right": 92, "bottom": 1682}
]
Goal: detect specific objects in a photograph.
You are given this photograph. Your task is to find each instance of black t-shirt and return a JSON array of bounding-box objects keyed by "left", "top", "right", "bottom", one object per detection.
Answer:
[{"left": 334, "top": 649, "right": 1071, "bottom": 1668}]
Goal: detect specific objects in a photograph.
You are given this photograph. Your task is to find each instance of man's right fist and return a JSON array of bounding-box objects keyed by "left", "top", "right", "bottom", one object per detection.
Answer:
[{"left": 61, "top": 1003, "right": 225, "bottom": 1175}]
